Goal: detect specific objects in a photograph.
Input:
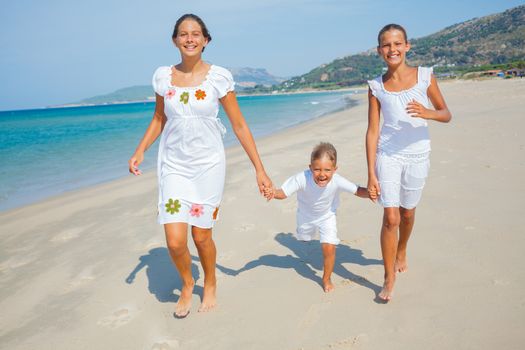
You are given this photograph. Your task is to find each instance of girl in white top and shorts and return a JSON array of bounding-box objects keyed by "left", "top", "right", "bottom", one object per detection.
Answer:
[{"left": 366, "top": 24, "right": 452, "bottom": 302}]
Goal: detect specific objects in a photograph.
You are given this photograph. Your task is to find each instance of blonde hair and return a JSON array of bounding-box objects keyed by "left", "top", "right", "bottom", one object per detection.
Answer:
[{"left": 311, "top": 142, "right": 337, "bottom": 165}]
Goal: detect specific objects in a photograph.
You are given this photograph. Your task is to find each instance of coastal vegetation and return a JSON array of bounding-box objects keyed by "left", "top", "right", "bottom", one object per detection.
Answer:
[{"left": 244, "top": 4, "right": 525, "bottom": 94}]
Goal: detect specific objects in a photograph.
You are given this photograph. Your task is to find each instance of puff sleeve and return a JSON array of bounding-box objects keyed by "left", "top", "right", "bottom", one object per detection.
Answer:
[
  {"left": 152, "top": 66, "right": 171, "bottom": 97},
  {"left": 367, "top": 77, "right": 381, "bottom": 98},
  {"left": 419, "top": 66, "right": 434, "bottom": 89},
  {"left": 209, "top": 66, "right": 235, "bottom": 98}
]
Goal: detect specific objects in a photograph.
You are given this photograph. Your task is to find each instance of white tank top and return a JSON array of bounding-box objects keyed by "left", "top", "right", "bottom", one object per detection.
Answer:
[{"left": 368, "top": 67, "right": 433, "bottom": 155}]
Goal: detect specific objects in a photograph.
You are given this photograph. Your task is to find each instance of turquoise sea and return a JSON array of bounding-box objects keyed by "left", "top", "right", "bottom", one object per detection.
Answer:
[{"left": 0, "top": 91, "right": 360, "bottom": 211}]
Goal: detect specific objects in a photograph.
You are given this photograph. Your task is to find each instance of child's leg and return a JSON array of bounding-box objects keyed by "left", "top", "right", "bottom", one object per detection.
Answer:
[
  {"left": 319, "top": 216, "right": 339, "bottom": 292},
  {"left": 379, "top": 207, "right": 401, "bottom": 301},
  {"left": 321, "top": 243, "right": 336, "bottom": 292},
  {"left": 165, "top": 222, "right": 194, "bottom": 317},
  {"left": 396, "top": 207, "right": 416, "bottom": 273},
  {"left": 191, "top": 226, "right": 217, "bottom": 312}
]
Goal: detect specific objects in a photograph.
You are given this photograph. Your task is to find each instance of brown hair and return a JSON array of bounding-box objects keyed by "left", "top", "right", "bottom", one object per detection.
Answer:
[
  {"left": 377, "top": 23, "right": 408, "bottom": 46},
  {"left": 311, "top": 142, "right": 337, "bottom": 165},
  {"left": 172, "top": 14, "right": 212, "bottom": 52}
]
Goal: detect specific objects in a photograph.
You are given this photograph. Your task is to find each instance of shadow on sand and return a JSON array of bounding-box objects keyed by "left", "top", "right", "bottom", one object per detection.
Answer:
[{"left": 236, "top": 232, "right": 383, "bottom": 297}]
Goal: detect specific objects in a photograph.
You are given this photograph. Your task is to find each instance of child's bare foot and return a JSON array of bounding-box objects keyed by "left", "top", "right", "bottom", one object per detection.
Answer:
[
  {"left": 174, "top": 279, "right": 195, "bottom": 318},
  {"left": 323, "top": 279, "right": 334, "bottom": 293},
  {"left": 378, "top": 277, "right": 394, "bottom": 302},
  {"left": 395, "top": 251, "right": 408, "bottom": 273},
  {"left": 198, "top": 283, "right": 217, "bottom": 312}
]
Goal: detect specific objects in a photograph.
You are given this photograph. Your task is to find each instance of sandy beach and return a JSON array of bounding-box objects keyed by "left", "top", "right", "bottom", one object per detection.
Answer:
[{"left": 1, "top": 78, "right": 524, "bottom": 349}]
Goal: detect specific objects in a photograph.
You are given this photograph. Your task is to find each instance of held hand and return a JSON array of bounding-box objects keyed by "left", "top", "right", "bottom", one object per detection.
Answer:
[
  {"left": 128, "top": 153, "right": 144, "bottom": 176},
  {"left": 406, "top": 99, "right": 429, "bottom": 119},
  {"left": 367, "top": 177, "right": 381, "bottom": 203},
  {"left": 256, "top": 171, "right": 274, "bottom": 201},
  {"left": 263, "top": 186, "right": 274, "bottom": 201}
]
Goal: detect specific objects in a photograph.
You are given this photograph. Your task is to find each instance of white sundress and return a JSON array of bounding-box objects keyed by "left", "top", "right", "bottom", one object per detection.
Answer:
[{"left": 151, "top": 64, "right": 235, "bottom": 228}]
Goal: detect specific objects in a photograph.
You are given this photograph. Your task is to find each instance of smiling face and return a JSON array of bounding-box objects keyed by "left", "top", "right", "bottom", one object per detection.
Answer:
[
  {"left": 309, "top": 156, "right": 337, "bottom": 187},
  {"left": 173, "top": 19, "right": 208, "bottom": 57},
  {"left": 377, "top": 29, "right": 410, "bottom": 67}
]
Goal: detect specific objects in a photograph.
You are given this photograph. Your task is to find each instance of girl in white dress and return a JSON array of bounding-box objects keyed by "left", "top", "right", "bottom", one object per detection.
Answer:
[
  {"left": 129, "top": 14, "right": 273, "bottom": 317},
  {"left": 366, "top": 24, "right": 452, "bottom": 302}
]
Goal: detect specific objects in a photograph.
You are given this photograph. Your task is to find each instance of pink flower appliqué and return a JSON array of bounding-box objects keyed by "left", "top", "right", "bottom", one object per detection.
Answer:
[
  {"left": 190, "top": 204, "right": 204, "bottom": 217},
  {"left": 165, "top": 89, "right": 176, "bottom": 99}
]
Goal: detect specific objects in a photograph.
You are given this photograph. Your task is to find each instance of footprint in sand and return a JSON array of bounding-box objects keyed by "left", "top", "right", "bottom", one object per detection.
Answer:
[
  {"left": 324, "top": 334, "right": 369, "bottom": 349},
  {"left": 217, "top": 251, "right": 234, "bottom": 262},
  {"left": 236, "top": 223, "right": 255, "bottom": 232},
  {"left": 61, "top": 267, "right": 96, "bottom": 294},
  {"left": 150, "top": 338, "right": 180, "bottom": 349},
  {"left": 50, "top": 226, "right": 86, "bottom": 242},
  {"left": 97, "top": 307, "right": 137, "bottom": 329},
  {"left": 340, "top": 276, "right": 370, "bottom": 287},
  {"left": 492, "top": 279, "right": 510, "bottom": 286},
  {"left": 299, "top": 301, "right": 332, "bottom": 330},
  {"left": 0, "top": 255, "right": 36, "bottom": 271},
  {"left": 134, "top": 238, "right": 164, "bottom": 252},
  {"left": 343, "top": 235, "right": 369, "bottom": 244}
]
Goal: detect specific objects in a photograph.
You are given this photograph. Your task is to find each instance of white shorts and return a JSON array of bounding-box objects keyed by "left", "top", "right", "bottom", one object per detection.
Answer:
[
  {"left": 158, "top": 198, "right": 220, "bottom": 229},
  {"left": 296, "top": 214, "right": 339, "bottom": 245},
  {"left": 375, "top": 152, "right": 430, "bottom": 209}
]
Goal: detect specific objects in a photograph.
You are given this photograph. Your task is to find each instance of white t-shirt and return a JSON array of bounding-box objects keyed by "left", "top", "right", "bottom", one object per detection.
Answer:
[
  {"left": 281, "top": 170, "right": 358, "bottom": 224},
  {"left": 367, "top": 66, "right": 433, "bottom": 155}
]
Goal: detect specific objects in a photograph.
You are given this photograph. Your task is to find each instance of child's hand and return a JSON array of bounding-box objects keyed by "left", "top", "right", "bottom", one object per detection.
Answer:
[
  {"left": 406, "top": 99, "right": 429, "bottom": 119},
  {"left": 263, "top": 186, "right": 274, "bottom": 201},
  {"left": 367, "top": 178, "right": 380, "bottom": 203}
]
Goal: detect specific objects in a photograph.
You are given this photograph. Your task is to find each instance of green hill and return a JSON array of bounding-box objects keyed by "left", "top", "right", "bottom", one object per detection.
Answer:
[
  {"left": 278, "top": 5, "right": 525, "bottom": 91},
  {"left": 73, "top": 68, "right": 284, "bottom": 106},
  {"left": 79, "top": 86, "right": 155, "bottom": 105}
]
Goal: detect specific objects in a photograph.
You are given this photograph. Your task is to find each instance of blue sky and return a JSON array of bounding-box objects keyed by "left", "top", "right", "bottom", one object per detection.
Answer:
[{"left": 0, "top": 0, "right": 523, "bottom": 111}]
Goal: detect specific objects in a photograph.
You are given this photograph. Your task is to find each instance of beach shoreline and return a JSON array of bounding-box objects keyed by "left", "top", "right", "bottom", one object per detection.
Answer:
[
  {"left": 0, "top": 91, "right": 364, "bottom": 213},
  {"left": 1, "top": 78, "right": 524, "bottom": 350}
]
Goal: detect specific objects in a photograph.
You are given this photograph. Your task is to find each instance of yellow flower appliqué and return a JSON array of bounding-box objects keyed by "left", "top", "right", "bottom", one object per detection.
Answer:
[{"left": 195, "top": 89, "right": 206, "bottom": 100}]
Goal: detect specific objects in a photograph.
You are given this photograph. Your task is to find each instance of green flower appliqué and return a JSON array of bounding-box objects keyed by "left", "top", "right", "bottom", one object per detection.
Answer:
[
  {"left": 180, "top": 92, "right": 189, "bottom": 104},
  {"left": 165, "top": 198, "right": 181, "bottom": 214}
]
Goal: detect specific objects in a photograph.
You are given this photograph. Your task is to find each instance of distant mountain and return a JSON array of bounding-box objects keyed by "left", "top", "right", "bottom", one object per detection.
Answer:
[
  {"left": 78, "top": 86, "right": 155, "bottom": 105},
  {"left": 71, "top": 67, "right": 285, "bottom": 106},
  {"left": 280, "top": 4, "right": 525, "bottom": 90},
  {"left": 228, "top": 67, "right": 285, "bottom": 88}
]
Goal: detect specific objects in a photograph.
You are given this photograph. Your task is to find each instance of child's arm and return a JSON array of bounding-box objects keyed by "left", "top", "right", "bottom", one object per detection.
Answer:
[
  {"left": 354, "top": 186, "right": 369, "bottom": 199},
  {"left": 268, "top": 172, "right": 304, "bottom": 201},
  {"left": 273, "top": 188, "right": 287, "bottom": 200},
  {"left": 336, "top": 176, "right": 369, "bottom": 200}
]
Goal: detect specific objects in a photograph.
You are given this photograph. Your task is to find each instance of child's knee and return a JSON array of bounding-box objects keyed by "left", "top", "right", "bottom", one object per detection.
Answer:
[{"left": 321, "top": 243, "right": 337, "bottom": 255}]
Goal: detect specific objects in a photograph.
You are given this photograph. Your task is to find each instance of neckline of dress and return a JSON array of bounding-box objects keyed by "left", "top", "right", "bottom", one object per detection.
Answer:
[
  {"left": 169, "top": 64, "right": 214, "bottom": 89},
  {"left": 380, "top": 66, "right": 420, "bottom": 95}
]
